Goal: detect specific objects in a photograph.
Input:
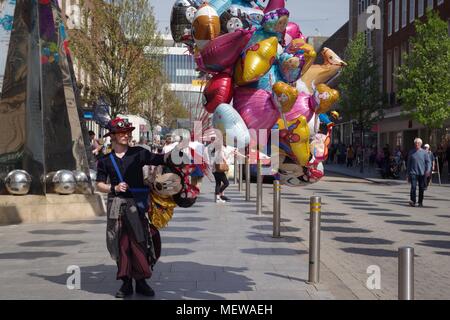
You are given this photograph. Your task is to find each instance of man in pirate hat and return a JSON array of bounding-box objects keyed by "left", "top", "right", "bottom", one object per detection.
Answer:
[{"left": 96, "top": 117, "right": 175, "bottom": 298}]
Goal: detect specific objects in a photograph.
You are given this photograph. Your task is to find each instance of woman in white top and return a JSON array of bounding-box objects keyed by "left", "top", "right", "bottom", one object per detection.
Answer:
[{"left": 209, "top": 142, "right": 246, "bottom": 203}]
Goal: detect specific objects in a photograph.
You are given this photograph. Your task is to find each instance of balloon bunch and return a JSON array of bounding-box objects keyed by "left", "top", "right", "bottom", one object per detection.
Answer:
[{"left": 170, "top": 0, "right": 347, "bottom": 187}]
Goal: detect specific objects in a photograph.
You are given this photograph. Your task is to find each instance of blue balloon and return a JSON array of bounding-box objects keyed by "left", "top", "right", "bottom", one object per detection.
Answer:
[
  {"left": 212, "top": 103, "right": 250, "bottom": 146},
  {"left": 319, "top": 114, "right": 332, "bottom": 126},
  {"left": 249, "top": 64, "right": 283, "bottom": 92},
  {"left": 209, "top": 0, "right": 232, "bottom": 16}
]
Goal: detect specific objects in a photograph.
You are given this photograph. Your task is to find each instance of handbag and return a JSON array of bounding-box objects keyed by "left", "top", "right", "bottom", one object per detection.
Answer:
[{"left": 215, "top": 162, "right": 229, "bottom": 173}]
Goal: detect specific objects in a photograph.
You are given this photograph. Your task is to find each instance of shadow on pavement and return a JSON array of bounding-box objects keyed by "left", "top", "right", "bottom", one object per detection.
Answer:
[
  {"left": 246, "top": 216, "right": 291, "bottom": 223},
  {"left": 341, "top": 247, "right": 398, "bottom": 257},
  {"left": 251, "top": 225, "right": 300, "bottom": 232},
  {"left": 265, "top": 272, "right": 307, "bottom": 283},
  {"left": 352, "top": 207, "right": 393, "bottom": 212},
  {"left": 333, "top": 236, "right": 394, "bottom": 245},
  {"left": 385, "top": 220, "right": 435, "bottom": 226},
  {"left": 160, "top": 236, "right": 199, "bottom": 244},
  {"left": 400, "top": 229, "right": 450, "bottom": 236},
  {"left": 368, "top": 212, "right": 411, "bottom": 218},
  {"left": 240, "top": 248, "right": 308, "bottom": 256},
  {"left": 322, "top": 226, "right": 373, "bottom": 233},
  {"left": 62, "top": 220, "right": 105, "bottom": 225},
  {"left": 28, "top": 230, "right": 88, "bottom": 235},
  {"left": 29, "top": 262, "right": 256, "bottom": 300},
  {"left": 18, "top": 240, "right": 85, "bottom": 247},
  {"left": 322, "top": 212, "right": 348, "bottom": 217},
  {"left": 417, "top": 240, "right": 450, "bottom": 250},
  {"left": 0, "top": 251, "right": 67, "bottom": 260},
  {"left": 246, "top": 233, "right": 303, "bottom": 243},
  {"left": 306, "top": 218, "right": 354, "bottom": 224}
]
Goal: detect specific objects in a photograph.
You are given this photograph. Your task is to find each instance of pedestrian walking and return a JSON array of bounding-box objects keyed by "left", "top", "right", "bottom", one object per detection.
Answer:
[
  {"left": 406, "top": 138, "right": 431, "bottom": 207},
  {"left": 346, "top": 145, "right": 355, "bottom": 168},
  {"left": 96, "top": 117, "right": 177, "bottom": 298},
  {"left": 424, "top": 144, "right": 435, "bottom": 188}
]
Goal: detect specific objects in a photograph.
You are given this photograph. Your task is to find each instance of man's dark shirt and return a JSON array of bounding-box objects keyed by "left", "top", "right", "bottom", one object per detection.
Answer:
[{"left": 96, "top": 146, "right": 165, "bottom": 198}]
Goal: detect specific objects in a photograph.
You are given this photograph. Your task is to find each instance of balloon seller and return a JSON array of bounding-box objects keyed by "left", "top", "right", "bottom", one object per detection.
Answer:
[{"left": 96, "top": 118, "right": 181, "bottom": 298}]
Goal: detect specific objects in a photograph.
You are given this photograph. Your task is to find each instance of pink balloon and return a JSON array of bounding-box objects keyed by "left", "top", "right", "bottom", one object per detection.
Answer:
[
  {"left": 284, "top": 22, "right": 306, "bottom": 46},
  {"left": 285, "top": 92, "right": 317, "bottom": 122},
  {"left": 264, "top": 0, "right": 286, "bottom": 13},
  {"left": 233, "top": 87, "right": 280, "bottom": 132},
  {"left": 195, "top": 28, "right": 254, "bottom": 73}
]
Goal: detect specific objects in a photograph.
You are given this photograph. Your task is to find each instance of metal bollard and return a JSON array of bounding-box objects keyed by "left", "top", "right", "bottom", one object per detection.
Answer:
[
  {"left": 256, "top": 158, "right": 263, "bottom": 215},
  {"left": 245, "top": 157, "right": 251, "bottom": 201},
  {"left": 233, "top": 155, "right": 238, "bottom": 184},
  {"left": 308, "top": 196, "right": 322, "bottom": 284},
  {"left": 273, "top": 180, "right": 281, "bottom": 238},
  {"left": 398, "top": 247, "right": 414, "bottom": 300},
  {"left": 238, "top": 164, "right": 243, "bottom": 192}
]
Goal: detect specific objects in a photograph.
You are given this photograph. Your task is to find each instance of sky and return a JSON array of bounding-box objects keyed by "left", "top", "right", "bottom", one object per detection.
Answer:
[{"left": 150, "top": 0, "right": 349, "bottom": 37}]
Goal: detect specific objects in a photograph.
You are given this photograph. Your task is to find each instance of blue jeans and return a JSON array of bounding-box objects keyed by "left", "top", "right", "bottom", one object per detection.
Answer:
[{"left": 409, "top": 174, "right": 425, "bottom": 205}]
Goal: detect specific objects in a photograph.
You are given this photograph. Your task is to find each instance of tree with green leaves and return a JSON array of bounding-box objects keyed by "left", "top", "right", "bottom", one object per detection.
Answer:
[
  {"left": 70, "top": 0, "right": 165, "bottom": 118},
  {"left": 338, "top": 32, "right": 384, "bottom": 172},
  {"left": 397, "top": 10, "right": 450, "bottom": 134}
]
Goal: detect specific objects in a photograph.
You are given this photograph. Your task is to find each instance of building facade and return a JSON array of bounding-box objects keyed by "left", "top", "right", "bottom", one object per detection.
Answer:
[{"left": 381, "top": 0, "right": 450, "bottom": 152}]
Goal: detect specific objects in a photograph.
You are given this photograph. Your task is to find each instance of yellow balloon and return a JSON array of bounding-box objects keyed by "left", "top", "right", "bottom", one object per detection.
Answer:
[
  {"left": 272, "top": 82, "right": 299, "bottom": 113},
  {"left": 277, "top": 115, "right": 311, "bottom": 166},
  {"left": 315, "top": 84, "right": 340, "bottom": 114},
  {"left": 234, "top": 37, "right": 278, "bottom": 86}
]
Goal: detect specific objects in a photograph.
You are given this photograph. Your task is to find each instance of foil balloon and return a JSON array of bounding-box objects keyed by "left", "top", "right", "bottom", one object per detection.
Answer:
[
  {"left": 277, "top": 116, "right": 311, "bottom": 166},
  {"left": 286, "top": 38, "right": 317, "bottom": 76},
  {"left": 212, "top": 103, "right": 250, "bottom": 146},
  {"left": 170, "top": 0, "right": 200, "bottom": 43},
  {"left": 203, "top": 73, "right": 233, "bottom": 113},
  {"left": 220, "top": 5, "right": 251, "bottom": 33},
  {"left": 310, "top": 133, "right": 331, "bottom": 162},
  {"left": 314, "top": 83, "right": 340, "bottom": 114},
  {"left": 234, "top": 36, "right": 278, "bottom": 85},
  {"left": 233, "top": 87, "right": 280, "bottom": 131},
  {"left": 261, "top": 8, "right": 289, "bottom": 35},
  {"left": 195, "top": 28, "right": 254, "bottom": 73},
  {"left": 209, "top": 0, "right": 232, "bottom": 16},
  {"left": 284, "top": 22, "right": 306, "bottom": 46},
  {"left": 301, "top": 47, "right": 347, "bottom": 93},
  {"left": 272, "top": 82, "right": 298, "bottom": 113},
  {"left": 264, "top": 0, "right": 286, "bottom": 13},
  {"left": 285, "top": 91, "right": 317, "bottom": 122},
  {"left": 278, "top": 52, "right": 305, "bottom": 83},
  {"left": 231, "top": 4, "right": 265, "bottom": 26},
  {"left": 192, "top": 4, "right": 221, "bottom": 50}
]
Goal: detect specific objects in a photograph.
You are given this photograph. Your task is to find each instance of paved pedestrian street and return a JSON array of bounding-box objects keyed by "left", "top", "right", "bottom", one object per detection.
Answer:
[{"left": 0, "top": 172, "right": 449, "bottom": 300}]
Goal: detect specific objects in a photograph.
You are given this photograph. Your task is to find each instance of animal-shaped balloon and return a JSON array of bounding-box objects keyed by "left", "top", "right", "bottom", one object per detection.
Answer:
[
  {"left": 234, "top": 36, "right": 278, "bottom": 85},
  {"left": 192, "top": 3, "right": 221, "bottom": 50},
  {"left": 301, "top": 47, "right": 347, "bottom": 93},
  {"left": 272, "top": 82, "right": 298, "bottom": 113},
  {"left": 170, "top": 0, "right": 200, "bottom": 44},
  {"left": 220, "top": 5, "right": 251, "bottom": 33},
  {"left": 212, "top": 103, "right": 251, "bottom": 146},
  {"left": 203, "top": 73, "right": 233, "bottom": 113},
  {"left": 195, "top": 28, "right": 254, "bottom": 73}
]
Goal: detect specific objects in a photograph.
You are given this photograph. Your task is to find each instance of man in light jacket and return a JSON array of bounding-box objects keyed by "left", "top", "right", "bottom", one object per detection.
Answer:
[{"left": 406, "top": 138, "right": 431, "bottom": 207}]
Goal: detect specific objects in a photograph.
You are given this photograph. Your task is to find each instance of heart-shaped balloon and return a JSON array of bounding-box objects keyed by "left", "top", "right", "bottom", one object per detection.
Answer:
[
  {"left": 195, "top": 28, "right": 254, "bottom": 73},
  {"left": 203, "top": 73, "right": 233, "bottom": 113},
  {"left": 285, "top": 91, "right": 318, "bottom": 122},
  {"left": 233, "top": 87, "right": 280, "bottom": 131}
]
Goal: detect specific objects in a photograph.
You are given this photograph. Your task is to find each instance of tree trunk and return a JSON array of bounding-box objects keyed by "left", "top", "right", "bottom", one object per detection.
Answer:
[{"left": 360, "top": 128, "right": 364, "bottom": 174}]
